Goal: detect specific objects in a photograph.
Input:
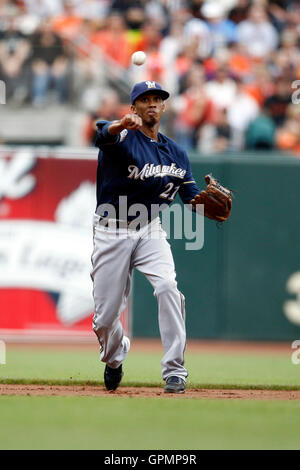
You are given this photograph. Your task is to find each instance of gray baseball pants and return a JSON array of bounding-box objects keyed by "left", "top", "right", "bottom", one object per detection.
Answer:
[{"left": 91, "top": 214, "right": 188, "bottom": 382}]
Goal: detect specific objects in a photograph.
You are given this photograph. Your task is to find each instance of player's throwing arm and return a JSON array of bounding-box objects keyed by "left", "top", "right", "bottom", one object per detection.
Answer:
[{"left": 108, "top": 114, "right": 143, "bottom": 134}]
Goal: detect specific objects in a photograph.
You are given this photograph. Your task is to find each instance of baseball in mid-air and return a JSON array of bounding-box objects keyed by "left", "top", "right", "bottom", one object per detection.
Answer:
[{"left": 132, "top": 51, "right": 146, "bottom": 66}]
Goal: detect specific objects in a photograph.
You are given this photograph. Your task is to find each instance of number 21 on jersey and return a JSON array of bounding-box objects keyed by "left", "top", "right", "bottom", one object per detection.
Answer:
[{"left": 160, "top": 183, "right": 180, "bottom": 201}]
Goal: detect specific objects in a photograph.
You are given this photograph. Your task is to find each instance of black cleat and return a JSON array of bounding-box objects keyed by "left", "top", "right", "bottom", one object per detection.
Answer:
[
  {"left": 104, "top": 364, "right": 123, "bottom": 391},
  {"left": 164, "top": 376, "right": 186, "bottom": 394}
]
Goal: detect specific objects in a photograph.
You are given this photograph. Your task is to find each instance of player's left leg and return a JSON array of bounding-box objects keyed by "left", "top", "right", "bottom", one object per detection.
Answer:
[{"left": 132, "top": 218, "right": 188, "bottom": 384}]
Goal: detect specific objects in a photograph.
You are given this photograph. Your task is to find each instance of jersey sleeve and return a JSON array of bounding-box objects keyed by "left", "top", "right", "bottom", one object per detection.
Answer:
[
  {"left": 94, "top": 120, "right": 128, "bottom": 148},
  {"left": 178, "top": 154, "right": 200, "bottom": 204}
]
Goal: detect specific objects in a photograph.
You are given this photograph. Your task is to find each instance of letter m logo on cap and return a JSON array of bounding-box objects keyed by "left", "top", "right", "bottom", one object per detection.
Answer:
[{"left": 146, "top": 81, "right": 156, "bottom": 89}]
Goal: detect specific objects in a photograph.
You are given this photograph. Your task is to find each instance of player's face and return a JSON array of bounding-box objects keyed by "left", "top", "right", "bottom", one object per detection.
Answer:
[{"left": 132, "top": 93, "right": 165, "bottom": 126}]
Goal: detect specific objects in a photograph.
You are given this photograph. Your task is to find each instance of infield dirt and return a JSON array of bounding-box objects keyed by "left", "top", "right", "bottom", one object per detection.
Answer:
[{"left": 1, "top": 384, "right": 300, "bottom": 400}]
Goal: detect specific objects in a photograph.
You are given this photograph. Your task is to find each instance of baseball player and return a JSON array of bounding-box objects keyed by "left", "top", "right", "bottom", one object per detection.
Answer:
[{"left": 91, "top": 80, "right": 231, "bottom": 394}]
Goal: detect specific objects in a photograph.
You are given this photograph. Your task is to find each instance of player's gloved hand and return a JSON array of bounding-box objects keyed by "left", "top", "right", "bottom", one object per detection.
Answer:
[
  {"left": 120, "top": 114, "right": 143, "bottom": 131},
  {"left": 190, "top": 174, "right": 232, "bottom": 222}
]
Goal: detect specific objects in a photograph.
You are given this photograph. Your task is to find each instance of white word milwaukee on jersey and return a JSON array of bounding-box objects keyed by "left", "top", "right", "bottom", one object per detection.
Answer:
[{"left": 128, "top": 163, "right": 186, "bottom": 181}]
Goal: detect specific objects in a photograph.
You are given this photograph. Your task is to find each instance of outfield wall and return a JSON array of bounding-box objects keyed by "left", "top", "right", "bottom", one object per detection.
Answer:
[
  {"left": 133, "top": 152, "right": 300, "bottom": 341},
  {"left": 0, "top": 147, "right": 131, "bottom": 343}
]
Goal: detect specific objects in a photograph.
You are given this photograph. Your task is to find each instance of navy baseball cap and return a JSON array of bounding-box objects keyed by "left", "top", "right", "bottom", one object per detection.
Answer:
[{"left": 130, "top": 81, "right": 170, "bottom": 105}]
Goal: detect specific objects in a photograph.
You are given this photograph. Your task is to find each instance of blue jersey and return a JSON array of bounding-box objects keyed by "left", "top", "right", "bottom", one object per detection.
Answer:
[{"left": 94, "top": 120, "right": 200, "bottom": 219}]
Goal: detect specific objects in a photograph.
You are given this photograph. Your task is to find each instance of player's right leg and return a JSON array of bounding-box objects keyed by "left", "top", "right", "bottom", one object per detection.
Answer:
[{"left": 91, "top": 217, "right": 133, "bottom": 379}]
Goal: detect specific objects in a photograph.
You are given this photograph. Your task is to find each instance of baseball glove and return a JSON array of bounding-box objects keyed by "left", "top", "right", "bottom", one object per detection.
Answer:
[{"left": 190, "top": 174, "right": 232, "bottom": 222}]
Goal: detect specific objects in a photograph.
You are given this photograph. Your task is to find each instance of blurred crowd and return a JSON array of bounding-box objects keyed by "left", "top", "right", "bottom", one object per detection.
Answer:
[{"left": 1, "top": 0, "right": 300, "bottom": 154}]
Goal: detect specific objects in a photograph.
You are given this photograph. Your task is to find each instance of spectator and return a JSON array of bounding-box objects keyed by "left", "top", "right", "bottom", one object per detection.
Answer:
[
  {"left": 201, "top": 1, "right": 237, "bottom": 52},
  {"left": 172, "top": 43, "right": 198, "bottom": 93},
  {"left": 242, "top": 63, "right": 274, "bottom": 108},
  {"left": 268, "top": 0, "right": 291, "bottom": 32},
  {"left": 183, "top": 13, "right": 212, "bottom": 58},
  {"left": 273, "top": 28, "right": 300, "bottom": 78},
  {"left": 276, "top": 103, "right": 300, "bottom": 155},
  {"left": 0, "top": 14, "right": 31, "bottom": 104},
  {"left": 71, "top": 19, "right": 107, "bottom": 107},
  {"left": 227, "top": 42, "right": 252, "bottom": 80},
  {"left": 172, "top": 63, "right": 215, "bottom": 150},
  {"left": 130, "top": 20, "right": 165, "bottom": 86},
  {"left": 228, "top": 0, "right": 251, "bottom": 25},
  {"left": 144, "top": 0, "right": 169, "bottom": 27},
  {"left": 126, "top": 5, "right": 146, "bottom": 31},
  {"left": 284, "top": 0, "right": 300, "bottom": 29},
  {"left": 264, "top": 78, "right": 292, "bottom": 127},
  {"left": 236, "top": 4, "right": 279, "bottom": 58},
  {"left": 30, "top": 20, "right": 69, "bottom": 106},
  {"left": 110, "top": 0, "right": 146, "bottom": 30},
  {"left": 204, "top": 64, "right": 237, "bottom": 111},
  {"left": 90, "top": 12, "right": 132, "bottom": 68},
  {"left": 158, "top": 20, "right": 186, "bottom": 94},
  {"left": 227, "top": 79, "right": 260, "bottom": 150},
  {"left": 186, "top": 0, "right": 206, "bottom": 20},
  {"left": 198, "top": 108, "right": 231, "bottom": 154},
  {"left": 159, "top": 20, "right": 184, "bottom": 67},
  {"left": 245, "top": 111, "right": 276, "bottom": 150},
  {"left": 134, "top": 19, "right": 162, "bottom": 54},
  {"left": 51, "top": 0, "right": 83, "bottom": 41}
]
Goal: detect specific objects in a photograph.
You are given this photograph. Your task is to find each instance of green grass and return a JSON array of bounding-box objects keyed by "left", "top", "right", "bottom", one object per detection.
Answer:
[
  {"left": 0, "top": 346, "right": 300, "bottom": 450},
  {"left": 0, "top": 346, "right": 299, "bottom": 389},
  {"left": 0, "top": 396, "right": 299, "bottom": 450}
]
